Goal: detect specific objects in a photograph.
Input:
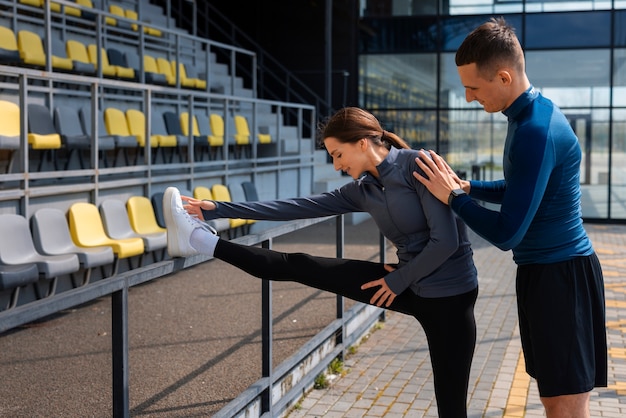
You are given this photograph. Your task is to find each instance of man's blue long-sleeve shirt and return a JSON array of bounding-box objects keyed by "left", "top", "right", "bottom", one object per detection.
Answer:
[{"left": 451, "top": 86, "right": 593, "bottom": 265}]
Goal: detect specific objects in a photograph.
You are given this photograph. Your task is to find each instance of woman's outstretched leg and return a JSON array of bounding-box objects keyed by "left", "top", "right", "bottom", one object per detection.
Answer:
[
  {"left": 214, "top": 239, "right": 389, "bottom": 301},
  {"left": 163, "top": 186, "right": 416, "bottom": 315}
]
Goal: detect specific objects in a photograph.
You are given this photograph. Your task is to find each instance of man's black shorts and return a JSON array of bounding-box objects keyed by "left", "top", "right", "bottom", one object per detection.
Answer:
[{"left": 516, "top": 253, "right": 607, "bottom": 397}]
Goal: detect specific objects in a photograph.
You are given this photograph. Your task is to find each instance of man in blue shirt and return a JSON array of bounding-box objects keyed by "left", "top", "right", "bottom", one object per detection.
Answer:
[{"left": 414, "top": 17, "right": 606, "bottom": 418}]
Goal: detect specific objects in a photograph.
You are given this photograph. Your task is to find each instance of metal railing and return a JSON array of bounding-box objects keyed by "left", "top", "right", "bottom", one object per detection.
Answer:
[{"left": 0, "top": 215, "right": 386, "bottom": 417}]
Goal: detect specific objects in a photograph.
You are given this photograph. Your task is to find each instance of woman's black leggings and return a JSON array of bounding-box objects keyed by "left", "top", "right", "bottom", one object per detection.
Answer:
[{"left": 214, "top": 239, "right": 477, "bottom": 418}]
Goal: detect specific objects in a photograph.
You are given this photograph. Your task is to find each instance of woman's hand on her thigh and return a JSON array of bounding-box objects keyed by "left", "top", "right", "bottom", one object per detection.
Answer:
[{"left": 361, "top": 271, "right": 397, "bottom": 308}]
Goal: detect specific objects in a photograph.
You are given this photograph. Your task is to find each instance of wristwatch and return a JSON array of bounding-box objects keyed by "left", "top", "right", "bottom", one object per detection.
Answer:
[{"left": 447, "top": 188, "right": 466, "bottom": 206}]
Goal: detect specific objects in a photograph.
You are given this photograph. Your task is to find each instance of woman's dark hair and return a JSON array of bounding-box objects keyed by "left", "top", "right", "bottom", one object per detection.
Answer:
[
  {"left": 317, "top": 107, "right": 410, "bottom": 150},
  {"left": 455, "top": 17, "right": 525, "bottom": 78}
]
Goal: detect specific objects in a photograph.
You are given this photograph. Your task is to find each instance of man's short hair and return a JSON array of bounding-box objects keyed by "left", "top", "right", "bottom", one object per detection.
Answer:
[{"left": 455, "top": 17, "right": 525, "bottom": 79}]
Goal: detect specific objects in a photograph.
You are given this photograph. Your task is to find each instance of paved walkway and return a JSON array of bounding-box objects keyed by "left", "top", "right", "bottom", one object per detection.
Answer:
[{"left": 288, "top": 223, "right": 626, "bottom": 417}]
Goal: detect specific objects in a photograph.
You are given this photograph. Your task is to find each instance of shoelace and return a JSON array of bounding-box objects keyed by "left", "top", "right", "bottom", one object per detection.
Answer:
[{"left": 176, "top": 200, "right": 218, "bottom": 235}]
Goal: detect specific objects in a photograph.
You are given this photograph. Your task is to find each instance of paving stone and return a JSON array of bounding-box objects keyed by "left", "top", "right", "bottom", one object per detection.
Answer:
[{"left": 288, "top": 225, "right": 626, "bottom": 417}]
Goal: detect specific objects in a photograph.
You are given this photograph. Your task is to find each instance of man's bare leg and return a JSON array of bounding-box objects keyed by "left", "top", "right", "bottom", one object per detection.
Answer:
[{"left": 541, "top": 392, "right": 590, "bottom": 418}]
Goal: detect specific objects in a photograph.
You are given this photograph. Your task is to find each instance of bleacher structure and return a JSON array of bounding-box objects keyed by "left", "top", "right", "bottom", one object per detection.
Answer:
[{"left": 0, "top": 1, "right": 380, "bottom": 417}]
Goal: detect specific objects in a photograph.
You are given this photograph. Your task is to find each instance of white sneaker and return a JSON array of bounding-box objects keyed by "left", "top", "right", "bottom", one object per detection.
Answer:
[{"left": 163, "top": 187, "right": 216, "bottom": 257}]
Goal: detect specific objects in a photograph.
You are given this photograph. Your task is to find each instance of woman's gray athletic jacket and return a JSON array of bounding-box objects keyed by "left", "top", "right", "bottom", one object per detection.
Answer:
[{"left": 203, "top": 147, "right": 478, "bottom": 298}]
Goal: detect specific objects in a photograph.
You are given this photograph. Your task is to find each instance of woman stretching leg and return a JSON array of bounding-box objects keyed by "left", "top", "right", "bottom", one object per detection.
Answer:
[{"left": 163, "top": 107, "right": 479, "bottom": 417}]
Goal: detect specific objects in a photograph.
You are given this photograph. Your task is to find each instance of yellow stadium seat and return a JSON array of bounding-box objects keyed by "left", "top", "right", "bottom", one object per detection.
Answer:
[
  {"left": 0, "top": 26, "right": 21, "bottom": 65},
  {"left": 126, "top": 196, "right": 166, "bottom": 236},
  {"left": 125, "top": 109, "right": 161, "bottom": 148},
  {"left": 211, "top": 184, "right": 247, "bottom": 232},
  {"left": 233, "top": 115, "right": 251, "bottom": 145},
  {"left": 68, "top": 202, "right": 144, "bottom": 260},
  {"left": 0, "top": 100, "right": 21, "bottom": 173},
  {"left": 17, "top": 30, "right": 73, "bottom": 71},
  {"left": 124, "top": 9, "right": 162, "bottom": 36},
  {"left": 156, "top": 57, "right": 176, "bottom": 86}
]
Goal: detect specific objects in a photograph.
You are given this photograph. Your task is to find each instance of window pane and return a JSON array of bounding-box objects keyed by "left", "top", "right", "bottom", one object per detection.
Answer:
[
  {"left": 524, "top": 12, "right": 611, "bottom": 48},
  {"left": 612, "top": 109, "right": 626, "bottom": 219},
  {"left": 375, "top": 110, "right": 438, "bottom": 150},
  {"left": 359, "top": 17, "right": 439, "bottom": 53},
  {"left": 614, "top": 49, "right": 626, "bottom": 106},
  {"left": 448, "top": 0, "right": 524, "bottom": 15},
  {"left": 359, "top": 54, "right": 437, "bottom": 109},
  {"left": 526, "top": 50, "right": 611, "bottom": 106},
  {"left": 446, "top": 109, "right": 507, "bottom": 181},
  {"left": 441, "top": 15, "right": 524, "bottom": 52}
]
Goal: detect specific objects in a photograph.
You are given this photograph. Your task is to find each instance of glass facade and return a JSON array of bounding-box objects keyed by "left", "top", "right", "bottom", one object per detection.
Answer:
[{"left": 358, "top": 1, "right": 626, "bottom": 220}]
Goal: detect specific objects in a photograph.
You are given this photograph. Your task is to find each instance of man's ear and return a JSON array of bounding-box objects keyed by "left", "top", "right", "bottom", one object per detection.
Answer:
[{"left": 498, "top": 69, "right": 513, "bottom": 85}]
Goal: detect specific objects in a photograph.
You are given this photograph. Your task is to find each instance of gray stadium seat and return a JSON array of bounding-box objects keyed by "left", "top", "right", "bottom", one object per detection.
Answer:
[
  {"left": 99, "top": 199, "right": 166, "bottom": 263},
  {"left": 0, "top": 263, "right": 39, "bottom": 310},
  {"left": 55, "top": 105, "right": 115, "bottom": 169},
  {"left": 0, "top": 214, "right": 80, "bottom": 298},
  {"left": 31, "top": 207, "right": 115, "bottom": 286}
]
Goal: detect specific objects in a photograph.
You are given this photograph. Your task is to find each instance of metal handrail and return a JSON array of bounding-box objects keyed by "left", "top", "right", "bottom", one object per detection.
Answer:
[{"left": 0, "top": 216, "right": 386, "bottom": 418}]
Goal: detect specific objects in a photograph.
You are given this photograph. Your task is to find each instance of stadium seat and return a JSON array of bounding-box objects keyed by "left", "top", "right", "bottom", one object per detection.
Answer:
[
  {"left": 229, "top": 182, "right": 255, "bottom": 232},
  {"left": 209, "top": 114, "right": 226, "bottom": 150},
  {"left": 233, "top": 115, "right": 252, "bottom": 158},
  {"left": 18, "top": 0, "right": 43, "bottom": 8},
  {"left": 27, "top": 103, "right": 62, "bottom": 171},
  {"left": 104, "top": 107, "right": 141, "bottom": 150},
  {"left": 18, "top": 0, "right": 78, "bottom": 15},
  {"left": 180, "top": 63, "right": 207, "bottom": 90},
  {"left": 0, "top": 26, "right": 21, "bottom": 65},
  {"left": 197, "top": 113, "right": 224, "bottom": 148},
  {"left": 153, "top": 111, "right": 187, "bottom": 162},
  {"left": 171, "top": 62, "right": 204, "bottom": 89},
  {"left": 211, "top": 184, "right": 247, "bottom": 237},
  {"left": 87, "top": 45, "right": 134, "bottom": 79},
  {"left": 0, "top": 100, "right": 21, "bottom": 173},
  {"left": 180, "top": 112, "right": 222, "bottom": 160},
  {"left": 0, "top": 213, "right": 80, "bottom": 298},
  {"left": 233, "top": 115, "right": 251, "bottom": 145},
  {"left": 124, "top": 9, "right": 162, "bottom": 37},
  {"left": 0, "top": 262, "right": 39, "bottom": 310},
  {"left": 138, "top": 54, "right": 169, "bottom": 86},
  {"left": 163, "top": 111, "right": 199, "bottom": 161},
  {"left": 106, "top": 48, "right": 136, "bottom": 80},
  {"left": 107, "top": 4, "right": 127, "bottom": 27},
  {"left": 61, "top": 0, "right": 83, "bottom": 18},
  {"left": 150, "top": 192, "right": 166, "bottom": 228},
  {"left": 99, "top": 199, "right": 166, "bottom": 263},
  {"left": 126, "top": 196, "right": 167, "bottom": 237},
  {"left": 156, "top": 57, "right": 176, "bottom": 86},
  {"left": 31, "top": 207, "right": 114, "bottom": 286},
  {"left": 69, "top": 0, "right": 97, "bottom": 20},
  {"left": 80, "top": 106, "right": 137, "bottom": 166},
  {"left": 17, "top": 30, "right": 73, "bottom": 71},
  {"left": 125, "top": 108, "right": 154, "bottom": 148},
  {"left": 192, "top": 186, "right": 230, "bottom": 235},
  {"left": 68, "top": 202, "right": 145, "bottom": 273},
  {"left": 55, "top": 105, "right": 115, "bottom": 169},
  {"left": 241, "top": 181, "right": 260, "bottom": 202},
  {"left": 65, "top": 39, "right": 96, "bottom": 75}
]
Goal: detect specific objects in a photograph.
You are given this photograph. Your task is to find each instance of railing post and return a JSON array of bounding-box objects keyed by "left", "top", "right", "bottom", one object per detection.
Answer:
[
  {"left": 261, "top": 238, "right": 273, "bottom": 415},
  {"left": 378, "top": 232, "right": 387, "bottom": 322},
  {"left": 112, "top": 287, "right": 130, "bottom": 418},
  {"left": 335, "top": 215, "right": 345, "bottom": 356}
]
